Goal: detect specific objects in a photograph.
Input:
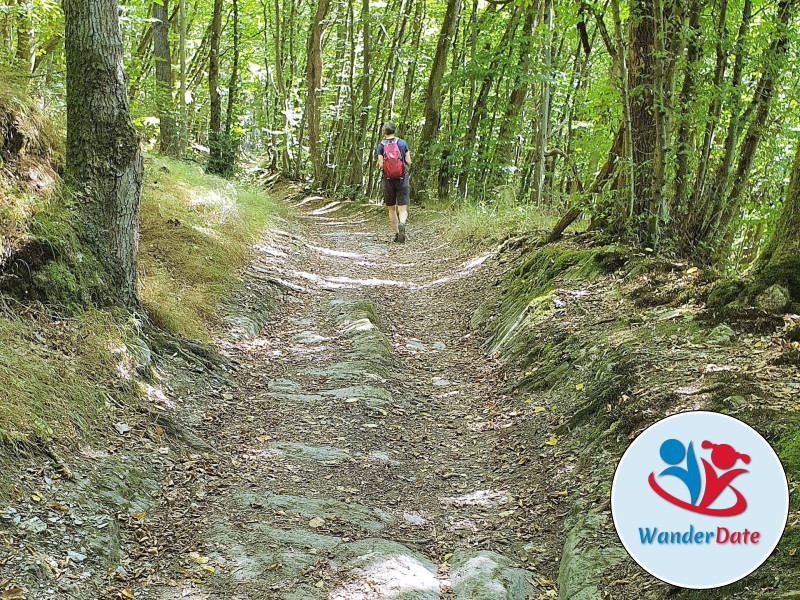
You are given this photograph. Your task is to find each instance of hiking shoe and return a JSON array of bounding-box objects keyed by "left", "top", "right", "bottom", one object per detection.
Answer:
[
  {"left": 392, "top": 233, "right": 399, "bottom": 243},
  {"left": 397, "top": 223, "right": 406, "bottom": 244}
]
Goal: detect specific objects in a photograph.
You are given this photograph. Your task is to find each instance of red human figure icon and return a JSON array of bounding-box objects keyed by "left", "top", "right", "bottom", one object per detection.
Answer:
[{"left": 698, "top": 441, "right": 750, "bottom": 510}]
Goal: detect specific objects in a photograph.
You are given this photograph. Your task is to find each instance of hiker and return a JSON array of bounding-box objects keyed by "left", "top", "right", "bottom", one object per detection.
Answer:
[{"left": 376, "top": 122, "right": 411, "bottom": 243}]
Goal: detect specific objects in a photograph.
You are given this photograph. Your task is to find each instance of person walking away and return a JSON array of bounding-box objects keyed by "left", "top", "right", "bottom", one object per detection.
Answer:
[{"left": 376, "top": 122, "right": 411, "bottom": 243}]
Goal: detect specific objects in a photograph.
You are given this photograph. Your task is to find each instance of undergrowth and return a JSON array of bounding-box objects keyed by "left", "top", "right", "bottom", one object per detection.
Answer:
[
  {"left": 139, "top": 157, "right": 282, "bottom": 340},
  {"left": 0, "top": 305, "right": 137, "bottom": 449},
  {"left": 430, "top": 196, "right": 581, "bottom": 248}
]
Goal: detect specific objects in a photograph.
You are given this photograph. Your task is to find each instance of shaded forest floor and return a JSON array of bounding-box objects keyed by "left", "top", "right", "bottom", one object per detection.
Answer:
[{"left": 143, "top": 187, "right": 554, "bottom": 599}]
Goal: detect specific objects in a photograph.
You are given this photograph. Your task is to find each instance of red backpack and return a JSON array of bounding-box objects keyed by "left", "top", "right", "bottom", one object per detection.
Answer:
[{"left": 381, "top": 138, "right": 405, "bottom": 179}]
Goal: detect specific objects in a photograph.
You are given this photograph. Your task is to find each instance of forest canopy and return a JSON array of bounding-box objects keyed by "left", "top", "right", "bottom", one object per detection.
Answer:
[{"left": 2, "top": 0, "right": 800, "bottom": 297}]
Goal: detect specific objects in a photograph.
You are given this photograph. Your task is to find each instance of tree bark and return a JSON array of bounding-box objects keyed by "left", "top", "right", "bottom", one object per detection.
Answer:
[
  {"left": 671, "top": 0, "right": 703, "bottom": 216},
  {"left": 749, "top": 139, "right": 800, "bottom": 301},
  {"left": 626, "top": 0, "right": 657, "bottom": 241},
  {"left": 154, "top": 0, "right": 178, "bottom": 156},
  {"left": 207, "top": 0, "right": 224, "bottom": 174},
  {"left": 222, "top": 0, "right": 240, "bottom": 174},
  {"left": 305, "top": 0, "right": 331, "bottom": 186},
  {"left": 533, "top": 0, "right": 554, "bottom": 205},
  {"left": 64, "top": 0, "right": 143, "bottom": 307},
  {"left": 179, "top": 0, "right": 188, "bottom": 156},
  {"left": 494, "top": 3, "right": 538, "bottom": 181},
  {"left": 415, "top": 0, "right": 462, "bottom": 194},
  {"left": 15, "top": 0, "right": 33, "bottom": 74}
]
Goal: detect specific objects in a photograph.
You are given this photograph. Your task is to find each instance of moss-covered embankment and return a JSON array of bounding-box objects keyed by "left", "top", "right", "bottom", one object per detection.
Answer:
[{"left": 472, "top": 238, "right": 800, "bottom": 600}]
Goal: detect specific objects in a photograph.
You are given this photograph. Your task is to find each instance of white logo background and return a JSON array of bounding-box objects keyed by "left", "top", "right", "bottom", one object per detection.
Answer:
[{"left": 611, "top": 411, "right": 789, "bottom": 588}]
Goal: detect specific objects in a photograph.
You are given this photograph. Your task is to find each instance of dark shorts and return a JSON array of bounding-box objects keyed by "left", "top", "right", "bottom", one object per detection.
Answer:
[{"left": 383, "top": 177, "right": 410, "bottom": 207}]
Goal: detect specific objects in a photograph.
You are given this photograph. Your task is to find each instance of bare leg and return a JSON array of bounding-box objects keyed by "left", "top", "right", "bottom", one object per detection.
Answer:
[
  {"left": 387, "top": 206, "right": 399, "bottom": 234},
  {"left": 397, "top": 204, "right": 408, "bottom": 225}
]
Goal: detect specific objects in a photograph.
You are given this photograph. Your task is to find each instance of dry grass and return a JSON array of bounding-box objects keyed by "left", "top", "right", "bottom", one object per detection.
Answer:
[
  {"left": 0, "top": 304, "right": 135, "bottom": 448},
  {"left": 436, "top": 195, "right": 584, "bottom": 249},
  {"left": 139, "top": 156, "right": 281, "bottom": 340}
]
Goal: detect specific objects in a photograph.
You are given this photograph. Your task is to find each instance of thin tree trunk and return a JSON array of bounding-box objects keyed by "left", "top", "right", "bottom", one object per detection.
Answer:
[
  {"left": 708, "top": 0, "right": 792, "bottom": 254},
  {"left": 533, "top": 0, "right": 554, "bottom": 205},
  {"left": 305, "top": 0, "right": 331, "bottom": 186},
  {"left": 154, "top": 0, "right": 178, "bottom": 156},
  {"left": 458, "top": 5, "right": 520, "bottom": 198},
  {"left": 221, "top": 0, "right": 240, "bottom": 174},
  {"left": 179, "top": 0, "right": 187, "bottom": 156},
  {"left": 207, "top": 0, "right": 224, "bottom": 174},
  {"left": 349, "top": 0, "right": 370, "bottom": 189},
  {"left": 671, "top": 0, "right": 703, "bottom": 216},
  {"left": 64, "top": 0, "right": 143, "bottom": 307},
  {"left": 15, "top": 0, "right": 33, "bottom": 74},
  {"left": 415, "top": 0, "right": 462, "bottom": 194},
  {"left": 398, "top": 0, "right": 424, "bottom": 140},
  {"left": 611, "top": 0, "right": 634, "bottom": 229},
  {"left": 691, "top": 0, "right": 728, "bottom": 207},
  {"left": 495, "top": 3, "right": 538, "bottom": 180}
]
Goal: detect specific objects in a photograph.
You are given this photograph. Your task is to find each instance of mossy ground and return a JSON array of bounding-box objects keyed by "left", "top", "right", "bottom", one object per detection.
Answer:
[{"left": 471, "top": 237, "right": 800, "bottom": 599}]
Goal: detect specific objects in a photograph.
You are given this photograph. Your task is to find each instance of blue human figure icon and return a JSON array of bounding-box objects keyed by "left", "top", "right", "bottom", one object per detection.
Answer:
[{"left": 658, "top": 439, "right": 701, "bottom": 505}]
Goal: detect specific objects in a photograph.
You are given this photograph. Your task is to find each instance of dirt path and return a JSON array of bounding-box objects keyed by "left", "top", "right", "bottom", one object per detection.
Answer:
[{"left": 154, "top": 190, "right": 551, "bottom": 599}]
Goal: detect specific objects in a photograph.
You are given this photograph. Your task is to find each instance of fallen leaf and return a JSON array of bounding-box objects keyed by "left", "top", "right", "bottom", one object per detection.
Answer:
[
  {"left": 121, "top": 590, "right": 135, "bottom": 599},
  {"left": 544, "top": 437, "right": 558, "bottom": 446},
  {"left": 188, "top": 552, "right": 209, "bottom": 565},
  {"left": 201, "top": 565, "right": 215, "bottom": 573},
  {"left": 534, "top": 406, "right": 546, "bottom": 412},
  {"left": 308, "top": 517, "right": 325, "bottom": 528},
  {"left": 575, "top": 383, "right": 584, "bottom": 391}
]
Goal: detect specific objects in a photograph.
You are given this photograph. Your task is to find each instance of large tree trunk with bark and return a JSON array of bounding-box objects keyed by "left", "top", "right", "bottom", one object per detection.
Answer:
[
  {"left": 415, "top": 0, "right": 462, "bottom": 194},
  {"left": 64, "top": 0, "right": 143, "bottom": 307},
  {"left": 305, "top": 0, "right": 331, "bottom": 187},
  {"left": 153, "top": 0, "right": 178, "bottom": 156},
  {"left": 207, "top": 0, "right": 224, "bottom": 174}
]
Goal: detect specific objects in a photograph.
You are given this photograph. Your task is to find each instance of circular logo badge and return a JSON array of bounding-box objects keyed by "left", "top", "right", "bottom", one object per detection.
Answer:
[{"left": 611, "top": 411, "right": 789, "bottom": 588}]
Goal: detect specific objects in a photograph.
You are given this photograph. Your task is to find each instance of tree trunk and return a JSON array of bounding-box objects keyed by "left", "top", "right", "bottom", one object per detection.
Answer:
[
  {"left": 349, "top": 0, "right": 370, "bottom": 189},
  {"left": 458, "top": 5, "right": 520, "bottom": 198},
  {"left": 179, "top": 0, "right": 187, "bottom": 157},
  {"left": 533, "top": 0, "right": 553, "bottom": 205},
  {"left": 626, "top": 0, "right": 657, "bottom": 241},
  {"left": 415, "top": 0, "right": 462, "bottom": 194},
  {"left": 495, "top": 3, "right": 538, "bottom": 182},
  {"left": 691, "top": 0, "right": 728, "bottom": 207},
  {"left": 398, "top": 0, "right": 424, "bottom": 141},
  {"left": 64, "top": 0, "right": 143, "bottom": 307},
  {"left": 610, "top": 0, "right": 634, "bottom": 230},
  {"left": 671, "top": 0, "right": 702, "bottom": 216},
  {"left": 708, "top": 0, "right": 793, "bottom": 254},
  {"left": 153, "top": 0, "right": 178, "bottom": 156},
  {"left": 207, "top": 0, "right": 224, "bottom": 174},
  {"left": 305, "top": 0, "right": 331, "bottom": 186},
  {"left": 222, "top": 0, "right": 240, "bottom": 174},
  {"left": 15, "top": 0, "right": 33, "bottom": 74}
]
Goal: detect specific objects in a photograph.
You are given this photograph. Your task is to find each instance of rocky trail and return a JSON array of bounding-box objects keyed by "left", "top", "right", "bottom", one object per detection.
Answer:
[{"left": 146, "top": 190, "right": 555, "bottom": 599}]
